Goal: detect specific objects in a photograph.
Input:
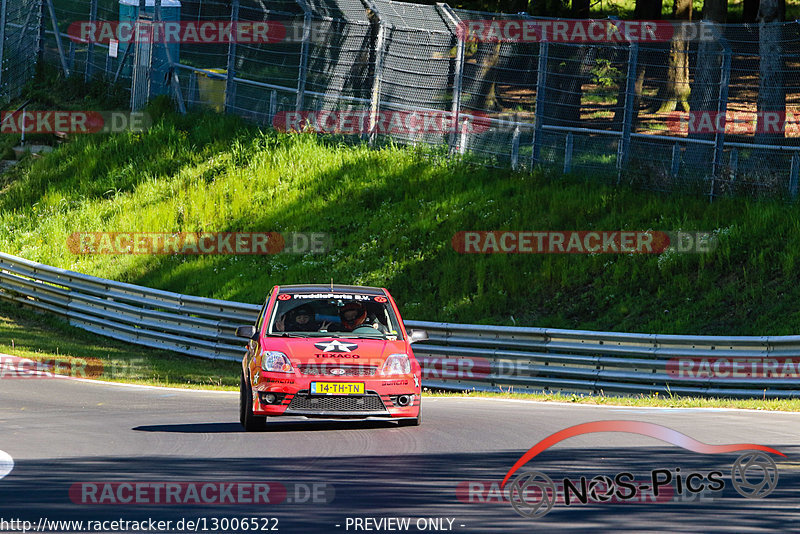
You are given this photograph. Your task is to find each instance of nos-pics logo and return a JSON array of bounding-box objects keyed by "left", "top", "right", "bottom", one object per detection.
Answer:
[{"left": 500, "top": 420, "right": 783, "bottom": 519}]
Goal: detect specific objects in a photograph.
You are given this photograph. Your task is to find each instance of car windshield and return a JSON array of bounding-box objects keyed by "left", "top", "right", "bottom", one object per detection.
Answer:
[{"left": 266, "top": 293, "right": 403, "bottom": 339}]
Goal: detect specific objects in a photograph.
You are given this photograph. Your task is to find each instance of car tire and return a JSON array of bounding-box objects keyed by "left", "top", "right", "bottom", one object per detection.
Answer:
[{"left": 240, "top": 370, "right": 266, "bottom": 432}]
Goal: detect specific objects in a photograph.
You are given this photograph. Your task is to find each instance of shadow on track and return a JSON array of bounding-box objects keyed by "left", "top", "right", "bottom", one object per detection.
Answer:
[{"left": 133, "top": 419, "right": 401, "bottom": 433}]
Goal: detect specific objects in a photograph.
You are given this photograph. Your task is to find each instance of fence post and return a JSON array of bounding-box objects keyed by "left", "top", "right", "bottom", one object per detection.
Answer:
[
  {"left": 511, "top": 125, "right": 520, "bottom": 170},
  {"left": 154, "top": 0, "right": 185, "bottom": 113},
  {"left": 710, "top": 46, "right": 731, "bottom": 202},
  {"left": 85, "top": 0, "right": 97, "bottom": 81},
  {"left": 68, "top": 40, "right": 75, "bottom": 71},
  {"left": 563, "top": 132, "right": 573, "bottom": 174},
  {"left": 437, "top": 3, "right": 464, "bottom": 154},
  {"left": 617, "top": 42, "right": 638, "bottom": 182},
  {"left": 530, "top": 41, "right": 548, "bottom": 168},
  {"left": 368, "top": 23, "right": 388, "bottom": 145},
  {"left": 224, "top": 0, "right": 239, "bottom": 113},
  {"left": 36, "top": 0, "right": 45, "bottom": 62},
  {"left": 45, "top": 0, "right": 70, "bottom": 76},
  {"left": 459, "top": 117, "right": 469, "bottom": 155},
  {"left": 294, "top": 0, "right": 312, "bottom": 113},
  {"left": 729, "top": 148, "right": 738, "bottom": 183},
  {"left": 0, "top": 0, "right": 6, "bottom": 95},
  {"left": 671, "top": 143, "right": 681, "bottom": 177},
  {"left": 269, "top": 89, "right": 277, "bottom": 125},
  {"left": 790, "top": 153, "right": 799, "bottom": 200}
]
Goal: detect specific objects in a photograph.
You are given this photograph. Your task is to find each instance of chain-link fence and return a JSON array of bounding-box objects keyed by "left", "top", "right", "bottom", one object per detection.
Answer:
[
  {"left": 10, "top": 0, "right": 800, "bottom": 199},
  {"left": 0, "top": 0, "right": 40, "bottom": 102}
]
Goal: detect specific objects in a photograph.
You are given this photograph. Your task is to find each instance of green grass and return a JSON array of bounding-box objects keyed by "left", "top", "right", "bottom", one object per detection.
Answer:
[
  {"left": 0, "top": 300, "right": 239, "bottom": 389},
  {"left": 3, "top": 74, "right": 800, "bottom": 407},
  {"left": 432, "top": 390, "right": 800, "bottom": 411},
  {"left": 3, "top": 94, "right": 800, "bottom": 336}
]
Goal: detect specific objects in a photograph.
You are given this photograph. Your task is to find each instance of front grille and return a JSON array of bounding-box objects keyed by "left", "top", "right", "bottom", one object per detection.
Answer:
[
  {"left": 287, "top": 391, "right": 387, "bottom": 413},
  {"left": 298, "top": 365, "right": 377, "bottom": 376}
]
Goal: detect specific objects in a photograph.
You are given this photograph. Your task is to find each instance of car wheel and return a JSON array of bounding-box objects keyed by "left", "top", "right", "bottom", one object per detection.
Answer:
[{"left": 240, "top": 370, "right": 266, "bottom": 432}]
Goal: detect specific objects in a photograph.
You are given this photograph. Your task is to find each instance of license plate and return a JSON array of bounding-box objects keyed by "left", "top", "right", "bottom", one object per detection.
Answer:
[{"left": 310, "top": 382, "right": 365, "bottom": 395}]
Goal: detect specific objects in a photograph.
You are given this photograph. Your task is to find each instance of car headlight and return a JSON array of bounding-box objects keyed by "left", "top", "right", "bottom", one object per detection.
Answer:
[
  {"left": 381, "top": 353, "right": 411, "bottom": 375},
  {"left": 261, "top": 351, "right": 294, "bottom": 373}
]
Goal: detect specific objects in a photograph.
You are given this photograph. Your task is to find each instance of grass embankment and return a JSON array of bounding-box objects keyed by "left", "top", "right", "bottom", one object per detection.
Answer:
[
  {"left": 2, "top": 102, "right": 799, "bottom": 335},
  {"left": 2, "top": 85, "right": 800, "bottom": 402}
]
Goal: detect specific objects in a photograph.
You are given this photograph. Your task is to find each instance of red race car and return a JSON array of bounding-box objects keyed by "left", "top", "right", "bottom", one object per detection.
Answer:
[{"left": 236, "top": 285, "right": 427, "bottom": 431}]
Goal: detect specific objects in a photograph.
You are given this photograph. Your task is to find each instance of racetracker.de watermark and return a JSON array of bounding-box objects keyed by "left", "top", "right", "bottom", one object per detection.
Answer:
[
  {"left": 456, "top": 20, "right": 718, "bottom": 43},
  {"left": 0, "top": 111, "right": 150, "bottom": 134},
  {"left": 70, "top": 481, "right": 334, "bottom": 505},
  {"left": 667, "top": 111, "right": 800, "bottom": 136},
  {"left": 273, "top": 110, "right": 490, "bottom": 135},
  {"left": 667, "top": 357, "right": 800, "bottom": 379},
  {"left": 0, "top": 355, "right": 104, "bottom": 379},
  {"left": 66, "top": 232, "right": 329, "bottom": 255},
  {"left": 452, "top": 231, "right": 716, "bottom": 254},
  {"left": 68, "top": 20, "right": 358, "bottom": 45}
]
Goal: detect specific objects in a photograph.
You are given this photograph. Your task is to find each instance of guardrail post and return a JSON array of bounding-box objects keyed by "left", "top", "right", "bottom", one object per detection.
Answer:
[
  {"left": 294, "top": 0, "right": 311, "bottom": 113},
  {"left": 45, "top": 0, "right": 70, "bottom": 76},
  {"left": 617, "top": 42, "right": 638, "bottom": 182},
  {"left": 790, "top": 153, "right": 799, "bottom": 200},
  {"left": 224, "top": 0, "right": 239, "bottom": 113},
  {"left": 670, "top": 143, "right": 681, "bottom": 177},
  {"left": 530, "top": 41, "right": 548, "bottom": 168},
  {"left": 511, "top": 124, "right": 520, "bottom": 170},
  {"left": 563, "top": 132, "right": 573, "bottom": 174},
  {"left": 85, "top": 0, "right": 97, "bottom": 81}
]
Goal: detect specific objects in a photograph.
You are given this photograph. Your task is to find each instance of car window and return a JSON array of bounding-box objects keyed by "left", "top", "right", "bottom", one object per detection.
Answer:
[{"left": 267, "top": 293, "right": 403, "bottom": 339}]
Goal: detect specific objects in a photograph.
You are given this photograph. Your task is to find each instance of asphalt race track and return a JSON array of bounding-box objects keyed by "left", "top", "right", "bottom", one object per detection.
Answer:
[{"left": 1, "top": 377, "right": 799, "bottom": 533}]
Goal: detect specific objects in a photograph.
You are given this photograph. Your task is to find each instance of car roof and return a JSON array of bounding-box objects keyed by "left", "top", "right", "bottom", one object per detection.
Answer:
[{"left": 277, "top": 284, "right": 386, "bottom": 296}]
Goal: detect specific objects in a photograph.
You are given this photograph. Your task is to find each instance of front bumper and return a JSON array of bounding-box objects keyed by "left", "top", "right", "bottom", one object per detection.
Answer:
[{"left": 253, "top": 373, "right": 421, "bottom": 418}]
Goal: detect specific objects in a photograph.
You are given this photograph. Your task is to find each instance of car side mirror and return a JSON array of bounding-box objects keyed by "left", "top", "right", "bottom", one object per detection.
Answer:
[
  {"left": 236, "top": 325, "right": 257, "bottom": 339},
  {"left": 408, "top": 329, "right": 429, "bottom": 344}
]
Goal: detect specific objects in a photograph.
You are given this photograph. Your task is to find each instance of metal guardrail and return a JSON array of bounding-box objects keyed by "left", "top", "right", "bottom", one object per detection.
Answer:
[{"left": 1, "top": 251, "right": 799, "bottom": 398}]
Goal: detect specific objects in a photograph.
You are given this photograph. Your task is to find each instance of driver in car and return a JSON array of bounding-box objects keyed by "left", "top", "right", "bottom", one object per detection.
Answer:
[
  {"left": 275, "top": 304, "right": 323, "bottom": 332},
  {"left": 339, "top": 301, "right": 388, "bottom": 333}
]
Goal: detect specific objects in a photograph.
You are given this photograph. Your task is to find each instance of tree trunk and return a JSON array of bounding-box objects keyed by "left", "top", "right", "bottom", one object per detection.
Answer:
[
  {"left": 703, "top": 0, "right": 728, "bottom": 22},
  {"left": 685, "top": 0, "right": 728, "bottom": 165},
  {"left": 613, "top": 0, "right": 663, "bottom": 125},
  {"left": 572, "top": 0, "right": 590, "bottom": 18},
  {"left": 743, "top": 0, "right": 759, "bottom": 22},
  {"left": 656, "top": 0, "right": 691, "bottom": 113},
  {"left": 755, "top": 0, "right": 786, "bottom": 145}
]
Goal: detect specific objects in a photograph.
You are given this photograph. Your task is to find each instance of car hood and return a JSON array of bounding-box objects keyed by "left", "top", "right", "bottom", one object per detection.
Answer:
[{"left": 264, "top": 337, "right": 408, "bottom": 367}]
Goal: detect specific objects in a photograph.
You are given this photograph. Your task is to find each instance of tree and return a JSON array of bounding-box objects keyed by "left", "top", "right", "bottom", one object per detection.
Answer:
[
  {"left": 613, "top": 0, "right": 663, "bottom": 125},
  {"left": 755, "top": 0, "right": 786, "bottom": 145},
  {"left": 656, "top": 0, "right": 691, "bottom": 112},
  {"left": 685, "top": 0, "right": 728, "bottom": 166}
]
